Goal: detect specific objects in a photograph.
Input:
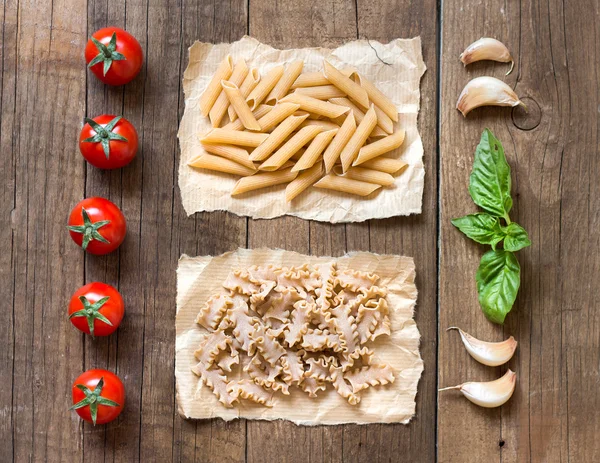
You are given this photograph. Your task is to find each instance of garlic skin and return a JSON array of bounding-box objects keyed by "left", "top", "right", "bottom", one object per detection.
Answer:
[
  {"left": 448, "top": 327, "right": 517, "bottom": 367},
  {"left": 456, "top": 76, "right": 524, "bottom": 117},
  {"left": 439, "top": 370, "right": 516, "bottom": 408},
  {"left": 460, "top": 38, "right": 514, "bottom": 75}
]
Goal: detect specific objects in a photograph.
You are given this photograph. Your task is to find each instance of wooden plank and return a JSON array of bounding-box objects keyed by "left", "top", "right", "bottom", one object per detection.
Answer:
[
  {"left": 7, "top": 0, "right": 87, "bottom": 460},
  {"left": 340, "top": 1, "right": 439, "bottom": 462},
  {"left": 247, "top": 1, "right": 356, "bottom": 461},
  {"left": 438, "top": 0, "right": 600, "bottom": 461},
  {"left": 172, "top": 1, "right": 249, "bottom": 462}
]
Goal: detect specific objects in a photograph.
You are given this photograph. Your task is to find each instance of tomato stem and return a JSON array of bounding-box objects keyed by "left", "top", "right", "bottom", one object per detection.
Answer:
[
  {"left": 88, "top": 32, "right": 127, "bottom": 76},
  {"left": 82, "top": 116, "right": 128, "bottom": 159},
  {"left": 70, "top": 377, "right": 120, "bottom": 425},
  {"left": 69, "top": 295, "right": 113, "bottom": 337},
  {"left": 67, "top": 207, "right": 111, "bottom": 251}
]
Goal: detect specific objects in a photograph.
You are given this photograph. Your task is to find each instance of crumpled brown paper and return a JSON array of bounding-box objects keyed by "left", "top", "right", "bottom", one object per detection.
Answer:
[
  {"left": 175, "top": 248, "right": 423, "bottom": 425},
  {"left": 177, "top": 36, "right": 426, "bottom": 223}
]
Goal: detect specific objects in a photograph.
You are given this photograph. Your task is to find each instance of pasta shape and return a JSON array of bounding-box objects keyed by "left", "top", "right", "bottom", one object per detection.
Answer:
[
  {"left": 291, "top": 71, "right": 330, "bottom": 89},
  {"left": 354, "top": 129, "right": 406, "bottom": 166},
  {"left": 221, "top": 80, "right": 261, "bottom": 130},
  {"left": 313, "top": 174, "right": 381, "bottom": 197},
  {"left": 246, "top": 65, "right": 285, "bottom": 110},
  {"left": 196, "top": 293, "right": 232, "bottom": 331},
  {"left": 323, "top": 112, "right": 356, "bottom": 173},
  {"left": 266, "top": 60, "right": 304, "bottom": 104},
  {"left": 295, "top": 85, "right": 345, "bottom": 100},
  {"left": 188, "top": 153, "right": 256, "bottom": 177},
  {"left": 227, "top": 379, "right": 274, "bottom": 406},
  {"left": 209, "top": 59, "right": 248, "bottom": 127},
  {"left": 323, "top": 60, "right": 369, "bottom": 108},
  {"left": 285, "top": 163, "right": 323, "bottom": 202},
  {"left": 200, "top": 55, "right": 233, "bottom": 117},
  {"left": 231, "top": 167, "right": 298, "bottom": 196},
  {"left": 344, "top": 364, "right": 395, "bottom": 393},
  {"left": 229, "top": 68, "right": 261, "bottom": 122},
  {"left": 339, "top": 105, "right": 378, "bottom": 172}
]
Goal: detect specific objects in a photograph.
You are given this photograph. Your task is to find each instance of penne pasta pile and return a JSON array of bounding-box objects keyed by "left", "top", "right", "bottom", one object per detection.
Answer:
[{"left": 189, "top": 56, "right": 408, "bottom": 201}]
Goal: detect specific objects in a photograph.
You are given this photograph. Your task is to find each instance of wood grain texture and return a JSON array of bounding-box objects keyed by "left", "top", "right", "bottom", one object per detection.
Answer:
[
  {"left": 3, "top": 0, "right": 599, "bottom": 461},
  {"left": 438, "top": 0, "right": 600, "bottom": 462}
]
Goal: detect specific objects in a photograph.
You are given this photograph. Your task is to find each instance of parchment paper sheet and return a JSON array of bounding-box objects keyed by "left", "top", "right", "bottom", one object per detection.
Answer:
[
  {"left": 177, "top": 36, "right": 426, "bottom": 223},
  {"left": 175, "top": 248, "right": 423, "bottom": 425}
]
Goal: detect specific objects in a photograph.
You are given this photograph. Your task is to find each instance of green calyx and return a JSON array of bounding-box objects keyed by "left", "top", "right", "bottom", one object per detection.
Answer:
[
  {"left": 67, "top": 207, "right": 111, "bottom": 251},
  {"left": 70, "top": 377, "right": 120, "bottom": 425},
  {"left": 88, "top": 32, "right": 127, "bottom": 76},
  {"left": 83, "top": 116, "right": 128, "bottom": 159},
  {"left": 69, "top": 295, "right": 113, "bottom": 337}
]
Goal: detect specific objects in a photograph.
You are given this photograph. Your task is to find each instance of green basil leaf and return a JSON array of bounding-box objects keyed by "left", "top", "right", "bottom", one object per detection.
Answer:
[
  {"left": 502, "top": 223, "right": 531, "bottom": 252},
  {"left": 476, "top": 250, "right": 520, "bottom": 324},
  {"left": 468, "top": 129, "right": 513, "bottom": 219},
  {"left": 451, "top": 213, "right": 504, "bottom": 249}
]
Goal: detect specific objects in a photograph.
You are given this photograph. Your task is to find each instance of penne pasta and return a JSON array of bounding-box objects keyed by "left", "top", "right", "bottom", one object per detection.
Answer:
[
  {"left": 200, "top": 143, "right": 256, "bottom": 170},
  {"left": 329, "top": 97, "right": 388, "bottom": 138},
  {"left": 266, "top": 60, "right": 304, "bottom": 104},
  {"left": 201, "top": 128, "right": 268, "bottom": 147},
  {"left": 232, "top": 167, "right": 298, "bottom": 196},
  {"left": 373, "top": 104, "right": 394, "bottom": 134},
  {"left": 280, "top": 93, "right": 349, "bottom": 119},
  {"left": 199, "top": 55, "right": 234, "bottom": 117},
  {"left": 259, "top": 126, "right": 323, "bottom": 171},
  {"left": 188, "top": 153, "right": 256, "bottom": 177},
  {"left": 332, "top": 165, "right": 395, "bottom": 186},
  {"left": 323, "top": 61, "right": 370, "bottom": 109},
  {"left": 221, "top": 80, "right": 261, "bottom": 131},
  {"left": 257, "top": 102, "right": 301, "bottom": 132},
  {"left": 223, "top": 104, "right": 273, "bottom": 131},
  {"left": 353, "top": 129, "right": 405, "bottom": 166},
  {"left": 360, "top": 157, "right": 408, "bottom": 175},
  {"left": 250, "top": 114, "right": 309, "bottom": 161},
  {"left": 286, "top": 162, "right": 324, "bottom": 201},
  {"left": 292, "top": 129, "right": 338, "bottom": 172},
  {"left": 291, "top": 71, "right": 330, "bottom": 89},
  {"left": 294, "top": 85, "right": 346, "bottom": 100},
  {"left": 229, "top": 68, "right": 260, "bottom": 122},
  {"left": 323, "top": 112, "right": 356, "bottom": 173},
  {"left": 339, "top": 105, "right": 378, "bottom": 172},
  {"left": 353, "top": 73, "right": 398, "bottom": 122},
  {"left": 298, "top": 119, "right": 340, "bottom": 131},
  {"left": 246, "top": 65, "right": 285, "bottom": 110},
  {"left": 209, "top": 59, "right": 248, "bottom": 127},
  {"left": 313, "top": 173, "right": 381, "bottom": 196}
]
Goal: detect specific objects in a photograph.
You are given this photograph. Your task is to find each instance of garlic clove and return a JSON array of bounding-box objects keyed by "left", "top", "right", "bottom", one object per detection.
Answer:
[
  {"left": 439, "top": 369, "right": 516, "bottom": 408},
  {"left": 447, "top": 327, "right": 517, "bottom": 367},
  {"left": 460, "top": 37, "right": 514, "bottom": 75},
  {"left": 456, "top": 76, "right": 525, "bottom": 117}
]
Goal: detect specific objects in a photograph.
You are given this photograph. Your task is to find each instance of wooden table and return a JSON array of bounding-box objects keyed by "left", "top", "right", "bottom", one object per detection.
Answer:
[{"left": 2, "top": 0, "right": 598, "bottom": 461}]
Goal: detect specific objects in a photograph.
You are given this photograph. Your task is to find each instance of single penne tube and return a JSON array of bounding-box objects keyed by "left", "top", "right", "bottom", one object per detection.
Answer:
[
  {"left": 259, "top": 126, "right": 323, "bottom": 171},
  {"left": 200, "top": 128, "right": 268, "bottom": 147},
  {"left": 298, "top": 119, "right": 340, "bottom": 131},
  {"left": 221, "top": 81, "right": 261, "bottom": 131},
  {"left": 323, "top": 112, "right": 356, "bottom": 173},
  {"left": 332, "top": 165, "right": 395, "bottom": 186},
  {"left": 353, "top": 129, "right": 406, "bottom": 166},
  {"left": 209, "top": 59, "right": 248, "bottom": 127},
  {"left": 229, "top": 68, "right": 260, "bottom": 122},
  {"left": 280, "top": 93, "right": 349, "bottom": 119},
  {"left": 285, "top": 162, "right": 324, "bottom": 201},
  {"left": 246, "top": 65, "right": 285, "bottom": 110},
  {"left": 266, "top": 60, "right": 304, "bottom": 104},
  {"left": 200, "top": 143, "right": 256, "bottom": 170},
  {"left": 231, "top": 167, "right": 298, "bottom": 196},
  {"left": 313, "top": 173, "right": 381, "bottom": 196},
  {"left": 291, "top": 71, "right": 330, "bottom": 89},
  {"left": 329, "top": 97, "right": 390, "bottom": 139},
  {"left": 323, "top": 60, "right": 370, "bottom": 109},
  {"left": 250, "top": 114, "right": 309, "bottom": 161},
  {"left": 339, "top": 105, "right": 378, "bottom": 172},
  {"left": 353, "top": 73, "right": 398, "bottom": 122},
  {"left": 223, "top": 104, "right": 273, "bottom": 131},
  {"left": 360, "top": 157, "right": 408, "bottom": 174},
  {"left": 188, "top": 153, "right": 256, "bottom": 177},
  {"left": 373, "top": 104, "right": 394, "bottom": 134},
  {"left": 294, "top": 85, "right": 346, "bottom": 100},
  {"left": 292, "top": 129, "right": 338, "bottom": 172},
  {"left": 199, "top": 55, "right": 233, "bottom": 117},
  {"left": 256, "top": 102, "right": 300, "bottom": 132}
]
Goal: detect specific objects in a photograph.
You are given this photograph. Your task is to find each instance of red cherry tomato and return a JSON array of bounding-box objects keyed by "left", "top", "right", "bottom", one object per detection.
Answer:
[
  {"left": 71, "top": 369, "right": 125, "bottom": 425},
  {"left": 79, "top": 115, "right": 138, "bottom": 169},
  {"left": 67, "top": 197, "right": 126, "bottom": 255},
  {"left": 68, "top": 282, "right": 124, "bottom": 337},
  {"left": 85, "top": 27, "right": 143, "bottom": 86}
]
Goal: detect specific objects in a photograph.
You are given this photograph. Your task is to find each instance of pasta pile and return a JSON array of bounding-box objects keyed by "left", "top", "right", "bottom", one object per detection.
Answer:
[
  {"left": 189, "top": 56, "right": 408, "bottom": 201},
  {"left": 191, "top": 263, "right": 395, "bottom": 408}
]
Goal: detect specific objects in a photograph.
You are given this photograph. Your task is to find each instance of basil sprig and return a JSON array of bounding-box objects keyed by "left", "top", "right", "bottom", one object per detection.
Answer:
[{"left": 451, "top": 129, "right": 531, "bottom": 324}]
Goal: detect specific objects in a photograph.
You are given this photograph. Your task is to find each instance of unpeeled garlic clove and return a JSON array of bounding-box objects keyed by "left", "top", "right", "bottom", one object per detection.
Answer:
[
  {"left": 456, "top": 76, "right": 525, "bottom": 117},
  {"left": 460, "top": 38, "right": 514, "bottom": 75},
  {"left": 447, "top": 327, "right": 517, "bottom": 367},
  {"left": 439, "top": 369, "right": 516, "bottom": 408}
]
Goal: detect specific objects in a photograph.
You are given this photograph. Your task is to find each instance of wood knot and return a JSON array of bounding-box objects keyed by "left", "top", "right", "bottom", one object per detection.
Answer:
[{"left": 512, "top": 97, "right": 541, "bottom": 130}]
